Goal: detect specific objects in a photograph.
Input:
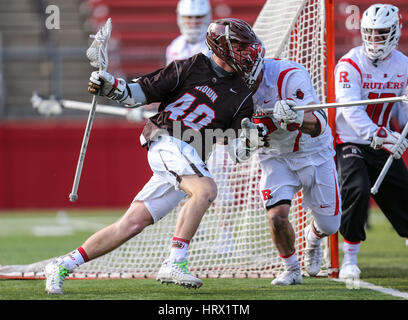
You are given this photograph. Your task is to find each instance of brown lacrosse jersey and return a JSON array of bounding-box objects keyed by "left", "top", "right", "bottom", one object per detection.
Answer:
[{"left": 136, "top": 53, "right": 254, "bottom": 160}]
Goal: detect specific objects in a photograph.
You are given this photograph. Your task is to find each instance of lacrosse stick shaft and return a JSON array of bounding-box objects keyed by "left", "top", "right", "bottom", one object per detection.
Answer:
[
  {"left": 68, "top": 18, "right": 111, "bottom": 202},
  {"left": 292, "top": 95, "right": 408, "bottom": 111},
  {"left": 371, "top": 121, "right": 408, "bottom": 195},
  {"left": 62, "top": 99, "right": 156, "bottom": 118},
  {"left": 69, "top": 95, "right": 98, "bottom": 202}
]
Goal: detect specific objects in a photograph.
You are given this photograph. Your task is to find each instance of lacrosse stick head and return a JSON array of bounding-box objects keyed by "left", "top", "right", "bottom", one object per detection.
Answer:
[
  {"left": 31, "top": 92, "right": 62, "bottom": 116},
  {"left": 86, "top": 18, "right": 112, "bottom": 71}
]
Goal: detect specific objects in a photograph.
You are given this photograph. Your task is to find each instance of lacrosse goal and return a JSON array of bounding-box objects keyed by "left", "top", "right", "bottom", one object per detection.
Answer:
[{"left": 0, "top": 0, "right": 338, "bottom": 280}]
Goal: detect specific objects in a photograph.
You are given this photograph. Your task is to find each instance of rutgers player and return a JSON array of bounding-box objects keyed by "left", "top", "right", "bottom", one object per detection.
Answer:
[
  {"left": 166, "top": 0, "right": 212, "bottom": 65},
  {"left": 251, "top": 58, "right": 341, "bottom": 285},
  {"left": 44, "top": 18, "right": 267, "bottom": 294},
  {"left": 335, "top": 4, "right": 408, "bottom": 280}
]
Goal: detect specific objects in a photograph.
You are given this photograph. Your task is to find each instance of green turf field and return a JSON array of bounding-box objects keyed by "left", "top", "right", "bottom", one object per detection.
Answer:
[{"left": 0, "top": 207, "right": 407, "bottom": 301}]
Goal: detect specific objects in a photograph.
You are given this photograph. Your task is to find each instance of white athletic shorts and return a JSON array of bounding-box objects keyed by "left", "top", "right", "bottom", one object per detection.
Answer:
[
  {"left": 258, "top": 149, "right": 341, "bottom": 217},
  {"left": 133, "top": 135, "right": 213, "bottom": 223}
]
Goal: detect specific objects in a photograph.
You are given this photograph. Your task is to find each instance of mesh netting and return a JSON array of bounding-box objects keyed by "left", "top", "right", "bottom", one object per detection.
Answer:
[
  {"left": 74, "top": 0, "right": 331, "bottom": 279},
  {"left": 0, "top": 0, "right": 333, "bottom": 280}
]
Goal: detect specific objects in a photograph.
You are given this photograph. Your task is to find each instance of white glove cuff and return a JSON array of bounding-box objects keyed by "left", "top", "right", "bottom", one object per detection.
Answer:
[{"left": 311, "top": 109, "right": 327, "bottom": 137}]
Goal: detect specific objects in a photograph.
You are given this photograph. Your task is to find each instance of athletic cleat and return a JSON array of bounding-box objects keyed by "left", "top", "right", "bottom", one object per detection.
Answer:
[
  {"left": 156, "top": 259, "right": 203, "bottom": 289},
  {"left": 339, "top": 263, "right": 361, "bottom": 280},
  {"left": 304, "top": 225, "right": 323, "bottom": 276},
  {"left": 45, "top": 258, "right": 70, "bottom": 294},
  {"left": 271, "top": 268, "right": 302, "bottom": 286}
]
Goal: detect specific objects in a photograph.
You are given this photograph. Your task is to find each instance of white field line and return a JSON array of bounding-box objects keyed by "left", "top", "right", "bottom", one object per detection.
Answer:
[{"left": 332, "top": 278, "right": 408, "bottom": 300}]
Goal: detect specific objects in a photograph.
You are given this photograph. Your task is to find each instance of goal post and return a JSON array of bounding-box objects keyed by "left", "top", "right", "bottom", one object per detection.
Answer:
[
  {"left": 324, "top": 0, "right": 340, "bottom": 279},
  {"left": 0, "top": 0, "right": 339, "bottom": 280}
]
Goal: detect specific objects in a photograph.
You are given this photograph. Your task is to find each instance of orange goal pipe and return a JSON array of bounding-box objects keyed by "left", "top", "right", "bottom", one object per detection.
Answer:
[{"left": 325, "top": 0, "right": 339, "bottom": 278}]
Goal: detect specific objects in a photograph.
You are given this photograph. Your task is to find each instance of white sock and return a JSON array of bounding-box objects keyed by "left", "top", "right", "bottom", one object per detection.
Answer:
[
  {"left": 342, "top": 240, "right": 360, "bottom": 266},
  {"left": 307, "top": 223, "right": 323, "bottom": 247},
  {"left": 280, "top": 250, "right": 300, "bottom": 271},
  {"left": 60, "top": 247, "right": 89, "bottom": 272},
  {"left": 169, "top": 237, "right": 189, "bottom": 263}
]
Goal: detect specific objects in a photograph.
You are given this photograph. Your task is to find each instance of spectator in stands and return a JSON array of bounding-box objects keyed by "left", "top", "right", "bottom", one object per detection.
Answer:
[
  {"left": 334, "top": 3, "right": 408, "bottom": 280},
  {"left": 166, "top": 0, "right": 212, "bottom": 64}
]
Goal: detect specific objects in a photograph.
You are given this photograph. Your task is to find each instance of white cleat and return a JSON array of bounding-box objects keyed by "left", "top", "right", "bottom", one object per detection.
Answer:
[
  {"left": 304, "top": 225, "right": 323, "bottom": 276},
  {"left": 339, "top": 263, "right": 361, "bottom": 280},
  {"left": 304, "top": 245, "right": 323, "bottom": 276},
  {"left": 271, "top": 269, "right": 302, "bottom": 286},
  {"left": 156, "top": 259, "right": 203, "bottom": 289},
  {"left": 44, "top": 258, "right": 70, "bottom": 294}
]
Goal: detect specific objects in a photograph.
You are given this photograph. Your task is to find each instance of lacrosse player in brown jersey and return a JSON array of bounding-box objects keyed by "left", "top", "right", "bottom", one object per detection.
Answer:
[{"left": 45, "top": 18, "right": 268, "bottom": 294}]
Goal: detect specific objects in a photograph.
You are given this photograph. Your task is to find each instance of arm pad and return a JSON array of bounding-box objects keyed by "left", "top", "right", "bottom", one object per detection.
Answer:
[{"left": 310, "top": 109, "right": 328, "bottom": 137}]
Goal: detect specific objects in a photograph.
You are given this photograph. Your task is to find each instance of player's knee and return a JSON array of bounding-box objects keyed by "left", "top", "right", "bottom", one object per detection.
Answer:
[
  {"left": 181, "top": 176, "right": 218, "bottom": 202},
  {"left": 125, "top": 222, "right": 148, "bottom": 238},
  {"left": 118, "top": 202, "right": 153, "bottom": 238},
  {"left": 193, "top": 179, "right": 218, "bottom": 203},
  {"left": 317, "top": 223, "right": 338, "bottom": 236},
  {"left": 314, "top": 215, "right": 341, "bottom": 236}
]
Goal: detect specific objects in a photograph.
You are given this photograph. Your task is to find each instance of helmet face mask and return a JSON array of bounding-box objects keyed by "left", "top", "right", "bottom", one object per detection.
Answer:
[
  {"left": 177, "top": 0, "right": 211, "bottom": 44},
  {"left": 206, "top": 18, "right": 265, "bottom": 88},
  {"left": 360, "top": 4, "right": 402, "bottom": 61}
]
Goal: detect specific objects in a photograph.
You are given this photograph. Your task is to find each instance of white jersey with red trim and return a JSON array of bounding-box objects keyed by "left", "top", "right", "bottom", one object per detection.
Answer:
[
  {"left": 252, "top": 58, "right": 334, "bottom": 161},
  {"left": 335, "top": 46, "right": 408, "bottom": 145},
  {"left": 165, "top": 34, "right": 210, "bottom": 65}
]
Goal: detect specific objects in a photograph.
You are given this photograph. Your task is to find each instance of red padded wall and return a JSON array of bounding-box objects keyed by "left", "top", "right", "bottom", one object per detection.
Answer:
[{"left": 0, "top": 120, "right": 151, "bottom": 209}]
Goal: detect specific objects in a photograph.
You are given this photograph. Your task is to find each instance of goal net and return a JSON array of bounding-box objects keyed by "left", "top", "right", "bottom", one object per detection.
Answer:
[{"left": 0, "top": 0, "right": 337, "bottom": 280}]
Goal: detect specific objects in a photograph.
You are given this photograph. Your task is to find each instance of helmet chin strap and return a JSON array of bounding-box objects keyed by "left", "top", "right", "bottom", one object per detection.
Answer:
[{"left": 372, "top": 58, "right": 379, "bottom": 67}]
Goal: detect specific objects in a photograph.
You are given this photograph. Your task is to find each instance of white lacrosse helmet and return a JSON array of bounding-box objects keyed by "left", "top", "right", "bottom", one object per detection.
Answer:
[
  {"left": 361, "top": 4, "right": 402, "bottom": 61},
  {"left": 177, "top": 0, "right": 211, "bottom": 44}
]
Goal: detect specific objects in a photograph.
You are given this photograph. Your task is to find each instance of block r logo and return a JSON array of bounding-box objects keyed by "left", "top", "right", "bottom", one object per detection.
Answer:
[
  {"left": 261, "top": 189, "right": 272, "bottom": 200},
  {"left": 339, "top": 71, "right": 349, "bottom": 83}
]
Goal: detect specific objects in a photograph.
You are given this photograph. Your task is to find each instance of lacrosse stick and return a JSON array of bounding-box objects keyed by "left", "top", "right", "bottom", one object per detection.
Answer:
[
  {"left": 292, "top": 95, "right": 408, "bottom": 111},
  {"left": 69, "top": 18, "right": 112, "bottom": 202},
  {"left": 259, "top": 95, "right": 408, "bottom": 113},
  {"left": 31, "top": 92, "right": 157, "bottom": 120},
  {"left": 370, "top": 121, "right": 408, "bottom": 195}
]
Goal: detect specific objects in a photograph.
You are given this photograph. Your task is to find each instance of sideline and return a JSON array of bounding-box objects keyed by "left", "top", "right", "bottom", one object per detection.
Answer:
[{"left": 332, "top": 278, "right": 408, "bottom": 300}]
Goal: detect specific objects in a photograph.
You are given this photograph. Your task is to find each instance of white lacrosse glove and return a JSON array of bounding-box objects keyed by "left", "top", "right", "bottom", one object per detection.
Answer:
[
  {"left": 241, "top": 118, "right": 269, "bottom": 149},
  {"left": 273, "top": 99, "right": 304, "bottom": 131},
  {"left": 88, "top": 70, "right": 129, "bottom": 101},
  {"left": 370, "top": 126, "right": 408, "bottom": 159},
  {"left": 229, "top": 118, "right": 269, "bottom": 163}
]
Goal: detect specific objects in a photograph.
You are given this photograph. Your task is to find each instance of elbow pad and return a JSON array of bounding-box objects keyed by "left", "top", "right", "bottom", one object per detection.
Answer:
[
  {"left": 120, "top": 82, "right": 148, "bottom": 108},
  {"left": 311, "top": 109, "right": 327, "bottom": 137}
]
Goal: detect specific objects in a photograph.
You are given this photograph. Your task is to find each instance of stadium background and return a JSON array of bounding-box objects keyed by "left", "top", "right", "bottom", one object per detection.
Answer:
[{"left": 0, "top": 0, "right": 407, "bottom": 210}]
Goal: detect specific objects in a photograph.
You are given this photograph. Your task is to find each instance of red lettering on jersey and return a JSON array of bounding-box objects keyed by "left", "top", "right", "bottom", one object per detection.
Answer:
[
  {"left": 366, "top": 92, "right": 396, "bottom": 126},
  {"left": 362, "top": 82, "right": 369, "bottom": 89},
  {"left": 339, "top": 71, "right": 349, "bottom": 83},
  {"left": 261, "top": 189, "right": 272, "bottom": 200}
]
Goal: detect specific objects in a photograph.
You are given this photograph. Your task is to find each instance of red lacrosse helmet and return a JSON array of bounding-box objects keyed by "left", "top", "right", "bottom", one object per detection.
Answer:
[{"left": 206, "top": 18, "right": 265, "bottom": 88}]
